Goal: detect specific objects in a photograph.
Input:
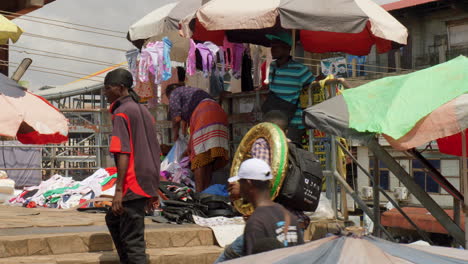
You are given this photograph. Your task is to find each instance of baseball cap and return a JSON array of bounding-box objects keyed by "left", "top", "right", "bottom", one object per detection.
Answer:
[
  {"left": 266, "top": 32, "right": 292, "bottom": 47},
  {"left": 228, "top": 158, "right": 272, "bottom": 183}
]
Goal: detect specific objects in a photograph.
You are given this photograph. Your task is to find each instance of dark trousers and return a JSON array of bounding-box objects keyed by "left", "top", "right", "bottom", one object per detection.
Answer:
[{"left": 105, "top": 198, "right": 148, "bottom": 264}]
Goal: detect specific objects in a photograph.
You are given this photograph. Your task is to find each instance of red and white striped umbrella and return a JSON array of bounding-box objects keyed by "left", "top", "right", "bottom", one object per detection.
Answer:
[{"left": 181, "top": 0, "right": 408, "bottom": 55}]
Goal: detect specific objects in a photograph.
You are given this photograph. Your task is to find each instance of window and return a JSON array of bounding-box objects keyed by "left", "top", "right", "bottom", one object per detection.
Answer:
[
  {"left": 369, "top": 159, "right": 390, "bottom": 191},
  {"left": 412, "top": 160, "right": 440, "bottom": 193},
  {"left": 449, "top": 23, "right": 468, "bottom": 48}
]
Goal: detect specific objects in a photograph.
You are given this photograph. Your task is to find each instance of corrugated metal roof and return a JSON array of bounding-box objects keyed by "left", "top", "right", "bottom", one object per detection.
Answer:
[{"left": 36, "top": 79, "right": 103, "bottom": 100}]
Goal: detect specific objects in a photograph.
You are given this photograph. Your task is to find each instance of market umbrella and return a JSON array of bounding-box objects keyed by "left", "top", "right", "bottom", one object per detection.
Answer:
[
  {"left": 437, "top": 131, "right": 468, "bottom": 157},
  {"left": 127, "top": 0, "right": 209, "bottom": 62},
  {"left": 181, "top": 0, "right": 408, "bottom": 55},
  {"left": 0, "top": 14, "right": 23, "bottom": 44},
  {"left": 303, "top": 55, "right": 468, "bottom": 150},
  {"left": 0, "top": 73, "right": 68, "bottom": 144},
  {"left": 224, "top": 234, "right": 468, "bottom": 263}
]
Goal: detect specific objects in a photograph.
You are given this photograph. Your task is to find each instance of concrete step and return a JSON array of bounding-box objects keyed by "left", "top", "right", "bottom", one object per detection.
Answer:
[
  {"left": 0, "top": 245, "right": 223, "bottom": 264},
  {"left": 0, "top": 225, "right": 216, "bottom": 259}
]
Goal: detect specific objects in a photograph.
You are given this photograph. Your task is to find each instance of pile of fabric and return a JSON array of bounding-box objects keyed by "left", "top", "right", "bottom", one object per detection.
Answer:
[
  {"left": 160, "top": 139, "right": 196, "bottom": 189},
  {"left": 8, "top": 168, "right": 117, "bottom": 209}
]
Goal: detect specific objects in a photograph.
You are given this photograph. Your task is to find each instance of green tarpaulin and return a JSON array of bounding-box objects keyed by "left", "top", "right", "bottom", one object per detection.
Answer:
[{"left": 343, "top": 56, "right": 468, "bottom": 139}]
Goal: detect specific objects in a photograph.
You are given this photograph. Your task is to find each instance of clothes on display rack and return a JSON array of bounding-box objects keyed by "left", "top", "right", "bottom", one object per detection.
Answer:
[
  {"left": 210, "top": 66, "right": 225, "bottom": 97},
  {"left": 138, "top": 37, "right": 173, "bottom": 85},
  {"left": 126, "top": 49, "right": 139, "bottom": 85},
  {"left": 196, "top": 43, "right": 215, "bottom": 77},
  {"left": 187, "top": 39, "right": 197, "bottom": 76},
  {"left": 241, "top": 52, "right": 254, "bottom": 92},
  {"left": 134, "top": 62, "right": 156, "bottom": 101},
  {"left": 223, "top": 38, "right": 245, "bottom": 79}
]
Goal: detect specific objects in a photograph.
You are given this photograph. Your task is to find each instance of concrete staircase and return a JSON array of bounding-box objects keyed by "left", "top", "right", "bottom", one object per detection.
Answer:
[{"left": 0, "top": 224, "right": 223, "bottom": 264}]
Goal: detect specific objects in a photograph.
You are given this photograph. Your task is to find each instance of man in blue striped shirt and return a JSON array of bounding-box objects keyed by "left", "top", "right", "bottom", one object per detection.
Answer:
[{"left": 266, "top": 32, "right": 315, "bottom": 145}]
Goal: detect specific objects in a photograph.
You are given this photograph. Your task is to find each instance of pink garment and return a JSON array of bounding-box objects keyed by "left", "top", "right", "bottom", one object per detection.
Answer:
[
  {"left": 205, "top": 41, "right": 225, "bottom": 75},
  {"left": 186, "top": 39, "right": 197, "bottom": 76},
  {"left": 223, "top": 37, "right": 245, "bottom": 79},
  {"left": 134, "top": 59, "right": 155, "bottom": 101},
  {"left": 139, "top": 41, "right": 164, "bottom": 84},
  {"left": 196, "top": 43, "right": 215, "bottom": 77}
]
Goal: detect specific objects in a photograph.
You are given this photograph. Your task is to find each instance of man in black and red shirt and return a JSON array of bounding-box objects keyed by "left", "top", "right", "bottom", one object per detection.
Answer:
[{"left": 103, "top": 68, "right": 161, "bottom": 264}]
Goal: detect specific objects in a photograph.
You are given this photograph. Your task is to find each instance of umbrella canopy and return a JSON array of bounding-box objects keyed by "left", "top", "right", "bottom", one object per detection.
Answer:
[
  {"left": 0, "top": 74, "right": 68, "bottom": 144},
  {"left": 437, "top": 130, "right": 468, "bottom": 157},
  {"left": 304, "top": 56, "right": 468, "bottom": 150},
  {"left": 0, "top": 14, "right": 23, "bottom": 44},
  {"left": 224, "top": 235, "right": 468, "bottom": 264},
  {"left": 182, "top": 0, "right": 408, "bottom": 55},
  {"left": 127, "top": 0, "right": 207, "bottom": 62}
]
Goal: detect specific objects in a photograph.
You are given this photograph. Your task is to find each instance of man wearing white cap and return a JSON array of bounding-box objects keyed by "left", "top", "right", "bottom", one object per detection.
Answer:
[{"left": 228, "top": 158, "right": 304, "bottom": 257}]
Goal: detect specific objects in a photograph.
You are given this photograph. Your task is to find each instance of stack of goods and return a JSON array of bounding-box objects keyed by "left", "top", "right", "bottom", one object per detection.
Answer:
[{"left": 8, "top": 168, "right": 117, "bottom": 209}]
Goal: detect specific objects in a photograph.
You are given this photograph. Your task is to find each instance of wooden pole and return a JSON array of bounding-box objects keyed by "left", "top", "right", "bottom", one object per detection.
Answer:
[{"left": 291, "top": 29, "right": 296, "bottom": 59}]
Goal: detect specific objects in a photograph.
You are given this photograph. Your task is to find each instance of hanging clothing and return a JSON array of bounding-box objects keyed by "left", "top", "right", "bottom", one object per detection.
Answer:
[
  {"left": 126, "top": 49, "right": 139, "bottom": 85},
  {"left": 218, "top": 47, "right": 226, "bottom": 76},
  {"left": 196, "top": 43, "right": 215, "bottom": 77},
  {"left": 204, "top": 41, "right": 220, "bottom": 61},
  {"left": 241, "top": 52, "right": 254, "bottom": 92},
  {"left": 223, "top": 38, "right": 245, "bottom": 79},
  {"left": 162, "top": 37, "right": 173, "bottom": 81},
  {"left": 250, "top": 45, "right": 262, "bottom": 87},
  {"left": 139, "top": 41, "right": 163, "bottom": 83},
  {"left": 134, "top": 59, "right": 155, "bottom": 101},
  {"left": 139, "top": 38, "right": 173, "bottom": 85},
  {"left": 187, "top": 39, "right": 197, "bottom": 76},
  {"left": 210, "top": 66, "right": 225, "bottom": 97}
]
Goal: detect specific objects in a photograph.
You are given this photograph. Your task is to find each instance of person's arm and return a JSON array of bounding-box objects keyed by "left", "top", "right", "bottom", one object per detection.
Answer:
[
  {"left": 301, "top": 67, "right": 315, "bottom": 89},
  {"left": 172, "top": 116, "right": 182, "bottom": 142},
  {"left": 112, "top": 153, "right": 129, "bottom": 215}
]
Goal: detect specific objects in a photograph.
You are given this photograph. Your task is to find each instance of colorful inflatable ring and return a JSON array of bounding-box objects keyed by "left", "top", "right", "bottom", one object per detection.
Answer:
[{"left": 229, "top": 122, "right": 289, "bottom": 216}]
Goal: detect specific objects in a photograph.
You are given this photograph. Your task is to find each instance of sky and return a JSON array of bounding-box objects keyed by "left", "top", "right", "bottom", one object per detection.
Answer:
[
  {"left": 9, "top": 0, "right": 400, "bottom": 91},
  {"left": 10, "top": 0, "right": 174, "bottom": 90}
]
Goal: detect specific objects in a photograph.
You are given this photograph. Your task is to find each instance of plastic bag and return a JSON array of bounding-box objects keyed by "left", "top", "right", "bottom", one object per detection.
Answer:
[
  {"left": 309, "top": 192, "right": 335, "bottom": 220},
  {"left": 161, "top": 138, "right": 188, "bottom": 173},
  {"left": 363, "top": 213, "right": 374, "bottom": 233}
]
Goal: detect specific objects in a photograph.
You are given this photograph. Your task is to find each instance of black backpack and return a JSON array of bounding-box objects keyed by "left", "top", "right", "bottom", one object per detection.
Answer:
[{"left": 275, "top": 143, "right": 324, "bottom": 212}]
